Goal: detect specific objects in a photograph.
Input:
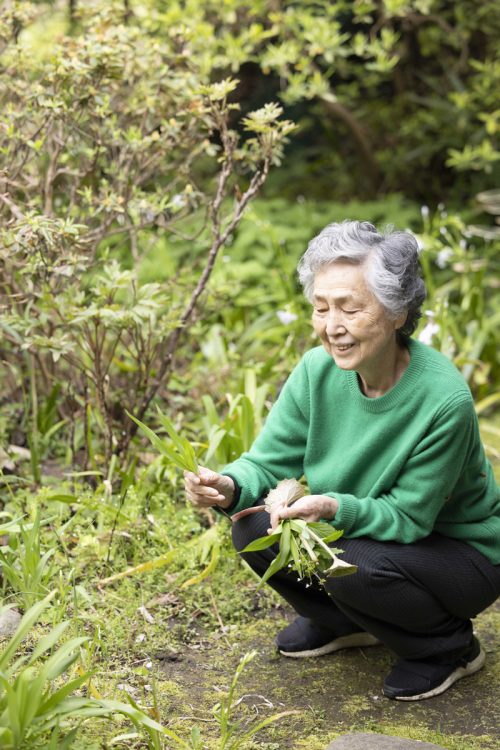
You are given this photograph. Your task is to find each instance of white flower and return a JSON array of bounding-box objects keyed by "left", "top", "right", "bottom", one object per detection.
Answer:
[
  {"left": 170, "top": 194, "right": 185, "bottom": 209},
  {"left": 421, "top": 205, "right": 429, "bottom": 218},
  {"left": 276, "top": 310, "right": 298, "bottom": 325},
  {"left": 418, "top": 314, "right": 440, "bottom": 345},
  {"left": 436, "top": 248, "right": 453, "bottom": 269}
]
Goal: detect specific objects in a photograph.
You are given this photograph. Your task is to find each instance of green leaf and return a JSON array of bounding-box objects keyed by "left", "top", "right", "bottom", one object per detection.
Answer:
[
  {"left": 289, "top": 533, "right": 302, "bottom": 571},
  {"left": 241, "top": 533, "right": 281, "bottom": 553},
  {"left": 256, "top": 522, "right": 291, "bottom": 589}
]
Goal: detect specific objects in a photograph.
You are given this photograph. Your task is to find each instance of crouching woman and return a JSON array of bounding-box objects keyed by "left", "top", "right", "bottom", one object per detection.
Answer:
[{"left": 184, "top": 220, "right": 500, "bottom": 701}]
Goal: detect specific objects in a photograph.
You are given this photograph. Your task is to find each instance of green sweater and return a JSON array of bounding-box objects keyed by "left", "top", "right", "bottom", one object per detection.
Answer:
[{"left": 223, "top": 339, "right": 500, "bottom": 565}]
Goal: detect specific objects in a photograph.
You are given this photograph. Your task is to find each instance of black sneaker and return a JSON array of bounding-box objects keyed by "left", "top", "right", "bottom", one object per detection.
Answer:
[
  {"left": 383, "top": 636, "right": 485, "bottom": 701},
  {"left": 276, "top": 616, "right": 381, "bottom": 658}
]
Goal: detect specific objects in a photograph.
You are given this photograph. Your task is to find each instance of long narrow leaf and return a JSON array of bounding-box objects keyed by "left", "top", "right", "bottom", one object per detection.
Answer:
[
  {"left": 180, "top": 544, "right": 219, "bottom": 589},
  {"left": 0, "top": 592, "right": 55, "bottom": 671},
  {"left": 29, "top": 622, "right": 70, "bottom": 663},
  {"left": 241, "top": 533, "right": 281, "bottom": 553},
  {"left": 38, "top": 672, "right": 93, "bottom": 715}
]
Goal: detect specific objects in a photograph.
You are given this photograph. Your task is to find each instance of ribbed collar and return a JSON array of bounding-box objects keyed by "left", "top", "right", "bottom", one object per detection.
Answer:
[{"left": 344, "top": 338, "right": 428, "bottom": 413}]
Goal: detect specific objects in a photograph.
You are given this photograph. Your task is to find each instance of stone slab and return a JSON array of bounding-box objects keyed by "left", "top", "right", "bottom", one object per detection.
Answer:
[
  {"left": 326, "top": 734, "right": 446, "bottom": 749},
  {"left": 0, "top": 608, "right": 22, "bottom": 637}
]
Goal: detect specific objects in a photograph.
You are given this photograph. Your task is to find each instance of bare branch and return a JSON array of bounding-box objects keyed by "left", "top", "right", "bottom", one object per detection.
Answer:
[
  {"left": 119, "top": 154, "right": 271, "bottom": 455},
  {"left": 0, "top": 192, "right": 25, "bottom": 220}
]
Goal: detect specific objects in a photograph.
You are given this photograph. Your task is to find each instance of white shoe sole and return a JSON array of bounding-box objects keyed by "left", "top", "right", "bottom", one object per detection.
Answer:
[
  {"left": 279, "top": 631, "right": 381, "bottom": 658},
  {"left": 393, "top": 647, "right": 486, "bottom": 701}
]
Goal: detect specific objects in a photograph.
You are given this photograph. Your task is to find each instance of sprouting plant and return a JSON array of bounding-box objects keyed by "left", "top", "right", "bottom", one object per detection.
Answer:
[
  {"left": 212, "top": 650, "right": 298, "bottom": 750},
  {"left": 127, "top": 406, "right": 198, "bottom": 473},
  {"left": 236, "top": 479, "right": 357, "bottom": 589},
  {"left": 0, "top": 593, "right": 193, "bottom": 750},
  {"left": 0, "top": 510, "right": 56, "bottom": 610}
]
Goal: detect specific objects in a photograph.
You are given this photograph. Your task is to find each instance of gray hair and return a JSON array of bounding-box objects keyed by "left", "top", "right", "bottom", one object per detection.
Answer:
[{"left": 297, "top": 220, "right": 426, "bottom": 338}]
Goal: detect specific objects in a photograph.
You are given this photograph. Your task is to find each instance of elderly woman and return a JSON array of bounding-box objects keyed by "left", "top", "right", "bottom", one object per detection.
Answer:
[{"left": 184, "top": 220, "right": 500, "bottom": 701}]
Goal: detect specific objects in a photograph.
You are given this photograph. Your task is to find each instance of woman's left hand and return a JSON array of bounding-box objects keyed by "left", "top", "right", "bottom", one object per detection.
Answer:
[{"left": 268, "top": 494, "right": 339, "bottom": 533}]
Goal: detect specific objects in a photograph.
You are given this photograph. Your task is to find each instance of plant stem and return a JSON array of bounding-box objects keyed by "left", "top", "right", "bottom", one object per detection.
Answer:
[{"left": 230, "top": 506, "right": 267, "bottom": 523}]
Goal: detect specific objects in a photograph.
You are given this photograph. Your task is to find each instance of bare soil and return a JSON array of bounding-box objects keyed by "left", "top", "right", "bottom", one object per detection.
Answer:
[{"left": 157, "top": 598, "right": 500, "bottom": 750}]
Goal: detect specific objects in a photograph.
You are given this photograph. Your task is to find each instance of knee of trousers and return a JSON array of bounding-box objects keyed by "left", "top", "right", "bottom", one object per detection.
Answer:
[{"left": 322, "top": 541, "right": 405, "bottom": 604}]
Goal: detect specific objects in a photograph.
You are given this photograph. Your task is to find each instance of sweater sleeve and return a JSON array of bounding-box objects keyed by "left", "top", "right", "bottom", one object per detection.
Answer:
[
  {"left": 329, "top": 394, "right": 477, "bottom": 543},
  {"left": 221, "top": 357, "right": 310, "bottom": 515}
]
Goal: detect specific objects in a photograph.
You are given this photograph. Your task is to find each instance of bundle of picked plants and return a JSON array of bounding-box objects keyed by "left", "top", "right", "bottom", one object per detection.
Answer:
[{"left": 233, "top": 479, "right": 357, "bottom": 589}]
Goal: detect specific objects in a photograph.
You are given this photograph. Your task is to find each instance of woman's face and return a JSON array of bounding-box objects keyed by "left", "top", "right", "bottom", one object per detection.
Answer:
[{"left": 311, "top": 261, "right": 406, "bottom": 378}]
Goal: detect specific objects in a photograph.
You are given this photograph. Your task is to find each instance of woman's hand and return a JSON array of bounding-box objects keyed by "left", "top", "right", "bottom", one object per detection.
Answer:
[
  {"left": 268, "top": 494, "right": 339, "bottom": 533},
  {"left": 184, "top": 466, "right": 235, "bottom": 510}
]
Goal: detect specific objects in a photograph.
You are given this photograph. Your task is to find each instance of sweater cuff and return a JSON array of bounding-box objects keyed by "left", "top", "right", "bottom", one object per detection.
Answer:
[{"left": 325, "top": 493, "right": 359, "bottom": 534}]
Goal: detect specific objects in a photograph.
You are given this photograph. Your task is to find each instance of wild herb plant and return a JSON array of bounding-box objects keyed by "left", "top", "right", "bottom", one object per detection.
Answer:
[
  {"left": 202, "top": 369, "right": 270, "bottom": 468},
  {"left": 237, "top": 480, "right": 357, "bottom": 588},
  {"left": 127, "top": 407, "right": 198, "bottom": 473},
  {"left": 0, "top": 593, "right": 174, "bottom": 750},
  {"left": 0, "top": 511, "right": 56, "bottom": 611},
  {"left": 211, "top": 650, "right": 298, "bottom": 750}
]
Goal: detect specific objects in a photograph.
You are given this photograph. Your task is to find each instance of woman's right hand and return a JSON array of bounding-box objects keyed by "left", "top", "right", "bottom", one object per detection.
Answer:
[{"left": 184, "top": 466, "right": 235, "bottom": 510}]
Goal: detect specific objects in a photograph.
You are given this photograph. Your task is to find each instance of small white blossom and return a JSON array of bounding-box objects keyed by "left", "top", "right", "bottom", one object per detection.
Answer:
[
  {"left": 170, "top": 194, "right": 185, "bottom": 209},
  {"left": 276, "top": 310, "right": 298, "bottom": 325},
  {"left": 419, "top": 313, "right": 440, "bottom": 345},
  {"left": 436, "top": 248, "right": 453, "bottom": 269},
  {"left": 421, "top": 205, "right": 429, "bottom": 218}
]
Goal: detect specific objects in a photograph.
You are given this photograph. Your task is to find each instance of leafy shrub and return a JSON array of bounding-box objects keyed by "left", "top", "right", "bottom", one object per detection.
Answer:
[{"left": 0, "top": 3, "right": 293, "bottom": 474}]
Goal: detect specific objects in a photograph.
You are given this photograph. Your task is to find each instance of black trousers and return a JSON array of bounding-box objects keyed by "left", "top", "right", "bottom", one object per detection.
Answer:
[{"left": 232, "top": 504, "right": 500, "bottom": 661}]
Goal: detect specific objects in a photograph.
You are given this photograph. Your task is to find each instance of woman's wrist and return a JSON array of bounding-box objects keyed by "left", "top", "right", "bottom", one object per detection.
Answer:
[
  {"left": 217, "top": 475, "right": 236, "bottom": 509},
  {"left": 321, "top": 496, "right": 339, "bottom": 520}
]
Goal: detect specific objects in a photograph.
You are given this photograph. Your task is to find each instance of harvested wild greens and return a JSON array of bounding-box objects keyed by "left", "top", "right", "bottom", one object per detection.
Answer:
[
  {"left": 239, "top": 479, "right": 357, "bottom": 589},
  {"left": 126, "top": 414, "right": 356, "bottom": 590},
  {"left": 127, "top": 406, "right": 199, "bottom": 473}
]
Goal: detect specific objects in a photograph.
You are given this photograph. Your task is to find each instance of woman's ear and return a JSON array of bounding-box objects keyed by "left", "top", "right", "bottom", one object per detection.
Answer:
[{"left": 394, "top": 310, "right": 408, "bottom": 331}]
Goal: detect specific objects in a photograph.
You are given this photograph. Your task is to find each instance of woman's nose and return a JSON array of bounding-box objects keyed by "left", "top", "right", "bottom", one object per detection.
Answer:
[{"left": 326, "top": 310, "right": 346, "bottom": 334}]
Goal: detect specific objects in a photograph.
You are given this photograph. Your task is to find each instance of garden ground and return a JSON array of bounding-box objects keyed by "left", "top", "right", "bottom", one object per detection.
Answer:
[{"left": 153, "top": 597, "right": 499, "bottom": 750}]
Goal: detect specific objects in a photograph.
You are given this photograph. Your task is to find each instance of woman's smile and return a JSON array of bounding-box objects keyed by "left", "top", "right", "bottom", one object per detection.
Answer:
[{"left": 332, "top": 342, "right": 355, "bottom": 353}]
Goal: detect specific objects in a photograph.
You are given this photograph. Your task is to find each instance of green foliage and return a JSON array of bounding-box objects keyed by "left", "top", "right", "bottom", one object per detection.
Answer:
[
  {"left": 0, "top": 511, "right": 56, "bottom": 611},
  {"left": 242, "top": 518, "right": 356, "bottom": 590},
  {"left": 416, "top": 209, "right": 500, "bottom": 398},
  {"left": 202, "top": 369, "right": 270, "bottom": 468},
  {"left": 128, "top": 407, "right": 199, "bottom": 474},
  {"left": 0, "top": 1, "right": 293, "bottom": 472},
  {"left": 0, "top": 593, "right": 172, "bottom": 750},
  {"left": 128, "top": 0, "right": 500, "bottom": 199},
  {"left": 210, "top": 650, "right": 298, "bottom": 750}
]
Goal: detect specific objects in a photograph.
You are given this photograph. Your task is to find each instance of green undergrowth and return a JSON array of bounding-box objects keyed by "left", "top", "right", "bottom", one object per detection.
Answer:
[{"left": 1, "top": 419, "right": 499, "bottom": 747}]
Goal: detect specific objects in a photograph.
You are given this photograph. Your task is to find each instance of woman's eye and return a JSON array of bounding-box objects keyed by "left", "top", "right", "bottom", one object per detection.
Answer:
[
  {"left": 314, "top": 308, "right": 328, "bottom": 314},
  {"left": 342, "top": 309, "right": 358, "bottom": 315}
]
